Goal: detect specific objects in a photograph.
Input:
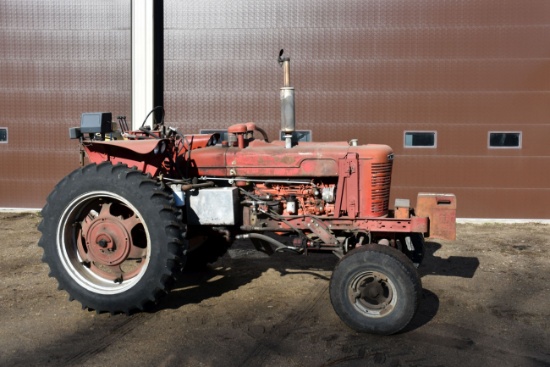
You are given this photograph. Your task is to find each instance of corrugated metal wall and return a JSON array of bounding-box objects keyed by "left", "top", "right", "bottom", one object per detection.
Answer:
[
  {"left": 164, "top": 0, "right": 550, "bottom": 218},
  {"left": 1, "top": 0, "right": 549, "bottom": 218},
  {"left": 0, "top": 0, "right": 131, "bottom": 208}
]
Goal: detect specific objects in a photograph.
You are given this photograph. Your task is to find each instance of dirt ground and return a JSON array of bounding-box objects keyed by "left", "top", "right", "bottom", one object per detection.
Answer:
[{"left": 0, "top": 212, "right": 549, "bottom": 367}]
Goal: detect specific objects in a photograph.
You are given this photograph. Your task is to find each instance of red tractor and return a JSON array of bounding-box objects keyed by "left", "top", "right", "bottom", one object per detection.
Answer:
[{"left": 38, "top": 51, "right": 456, "bottom": 335}]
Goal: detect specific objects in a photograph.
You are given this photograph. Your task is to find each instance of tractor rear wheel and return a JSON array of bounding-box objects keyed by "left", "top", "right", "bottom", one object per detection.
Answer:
[
  {"left": 38, "top": 162, "right": 184, "bottom": 313},
  {"left": 329, "top": 244, "right": 422, "bottom": 335}
]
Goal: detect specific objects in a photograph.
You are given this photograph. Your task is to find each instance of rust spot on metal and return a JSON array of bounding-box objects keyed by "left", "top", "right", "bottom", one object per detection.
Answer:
[{"left": 416, "top": 193, "right": 457, "bottom": 240}]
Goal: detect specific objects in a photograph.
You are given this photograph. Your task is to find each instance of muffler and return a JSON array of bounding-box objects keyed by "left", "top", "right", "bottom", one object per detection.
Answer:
[{"left": 278, "top": 49, "right": 295, "bottom": 149}]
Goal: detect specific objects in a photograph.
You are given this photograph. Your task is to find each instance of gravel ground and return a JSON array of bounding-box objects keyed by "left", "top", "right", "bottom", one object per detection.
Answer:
[{"left": 0, "top": 212, "right": 549, "bottom": 367}]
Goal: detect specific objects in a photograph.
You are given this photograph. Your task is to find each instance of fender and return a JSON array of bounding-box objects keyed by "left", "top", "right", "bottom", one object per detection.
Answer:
[{"left": 83, "top": 139, "right": 169, "bottom": 176}]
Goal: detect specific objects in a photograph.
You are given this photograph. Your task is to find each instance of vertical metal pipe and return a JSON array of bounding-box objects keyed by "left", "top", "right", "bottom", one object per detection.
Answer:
[
  {"left": 280, "top": 87, "right": 295, "bottom": 133},
  {"left": 283, "top": 61, "right": 290, "bottom": 87},
  {"left": 279, "top": 50, "right": 295, "bottom": 148}
]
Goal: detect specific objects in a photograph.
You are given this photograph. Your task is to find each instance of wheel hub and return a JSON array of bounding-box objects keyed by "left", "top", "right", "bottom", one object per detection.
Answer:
[
  {"left": 85, "top": 218, "right": 131, "bottom": 266},
  {"left": 75, "top": 200, "right": 147, "bottom": 283},
  {"left": 349, "top": 270, "right": 396, "bottom": 317},
  {"left": 360, "top": 277, "right": 390, "bottom": 309}
]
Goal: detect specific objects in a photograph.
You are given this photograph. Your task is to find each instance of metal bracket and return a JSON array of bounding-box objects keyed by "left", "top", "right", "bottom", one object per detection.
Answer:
[{"left": 306, "top": 216, "right": 338, "bottom": 246}]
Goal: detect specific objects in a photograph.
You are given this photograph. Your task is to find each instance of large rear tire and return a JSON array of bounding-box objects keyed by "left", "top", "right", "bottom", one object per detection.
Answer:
[
  {"left": 329, "top": 244, "right": 422, "bottom": 335},
  {"left": 38, "top": 162, "right": 185, "bottom": 313}
]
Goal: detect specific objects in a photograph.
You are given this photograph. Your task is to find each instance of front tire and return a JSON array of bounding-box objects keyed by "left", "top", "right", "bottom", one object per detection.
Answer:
[
  {"left": 38, "top": 162, "right": 184, "bottom": 313},
  {"left": 329, "top": 244, "right": 422, "bottom": 335}
]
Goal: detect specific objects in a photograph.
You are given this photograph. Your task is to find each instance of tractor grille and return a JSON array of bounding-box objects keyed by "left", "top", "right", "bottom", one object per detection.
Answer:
[{"left": 371, "top": 162, "right": 392, "bottom": 214}]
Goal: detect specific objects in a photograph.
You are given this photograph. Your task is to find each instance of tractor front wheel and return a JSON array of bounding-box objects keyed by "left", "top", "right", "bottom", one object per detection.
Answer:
[
  {"left": 38, "top": 162, "right": 184, "bottom": 313},
  {"left": 329, "top": 244, "right": 422, "bottom": 335}
]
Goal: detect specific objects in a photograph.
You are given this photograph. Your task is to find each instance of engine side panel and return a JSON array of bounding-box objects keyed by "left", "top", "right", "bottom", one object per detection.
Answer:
[
  {"left": 189, "top": 140, "right": 393, "bottom": 218},
  {"left": 225, "top": 144, "right": 341, "bottom": 177}
]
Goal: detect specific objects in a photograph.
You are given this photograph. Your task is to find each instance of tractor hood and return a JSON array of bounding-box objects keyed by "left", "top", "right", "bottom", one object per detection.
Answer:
[{"left": 188, "top": 139, "right": 393, "bottom": 178}]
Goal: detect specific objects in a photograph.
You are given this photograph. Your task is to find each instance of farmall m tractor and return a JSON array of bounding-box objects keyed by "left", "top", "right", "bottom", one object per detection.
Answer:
[{"left": 39, "top": 51, "right": 456, "bottom": 335}]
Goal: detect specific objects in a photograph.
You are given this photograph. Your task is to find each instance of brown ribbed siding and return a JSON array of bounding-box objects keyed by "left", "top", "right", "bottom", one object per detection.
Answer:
[
  {"left": 2, "top": 0, "right": 550, "bottom": 219},
  {"left": 163, "top": 0, "right": 550, "bottom": 219},
  {"left": 0, "top": 0, "right": 131, "bottom": 208}
]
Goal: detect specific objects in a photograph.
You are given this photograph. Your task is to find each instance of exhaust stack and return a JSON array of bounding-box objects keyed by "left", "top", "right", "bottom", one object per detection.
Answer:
[{"left": 278, "top": 49, "right": 295, "bottom": 149}]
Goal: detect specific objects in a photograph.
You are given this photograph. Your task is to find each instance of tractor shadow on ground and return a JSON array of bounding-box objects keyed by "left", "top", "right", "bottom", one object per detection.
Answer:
[
  {"left": 420, "top": 241, "right": 480, "bottom": 279},
  {"left": 153, "top": 240, "right": 480, "bottom": 334},
  {"left": 403, "top": 241, "right": 480, "bottom": 333},
  {"left": 400, "top": 288, "right": 440, "bottom": 334},
  {"left": 154, "top": 242, "right": 338, "bottom": 312}
]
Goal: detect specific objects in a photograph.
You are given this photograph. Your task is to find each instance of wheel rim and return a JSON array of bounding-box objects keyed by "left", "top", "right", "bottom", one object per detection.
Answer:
[
  {"left": 57, "top": 191, "right": 151, "bottom": 295},
  {"left": 348, "top": 270, "right": 397, "bottom": 318}
]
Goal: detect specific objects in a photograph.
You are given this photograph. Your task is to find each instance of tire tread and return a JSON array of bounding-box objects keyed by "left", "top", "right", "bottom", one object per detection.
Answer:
[{"left": 38, "top": 162, "right": 184, "bottom": 314}]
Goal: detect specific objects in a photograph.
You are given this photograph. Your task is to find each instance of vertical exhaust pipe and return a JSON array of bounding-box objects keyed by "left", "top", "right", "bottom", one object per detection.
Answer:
[{"left": 278, "top": 49, "right": 295, "bottom": 149}]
